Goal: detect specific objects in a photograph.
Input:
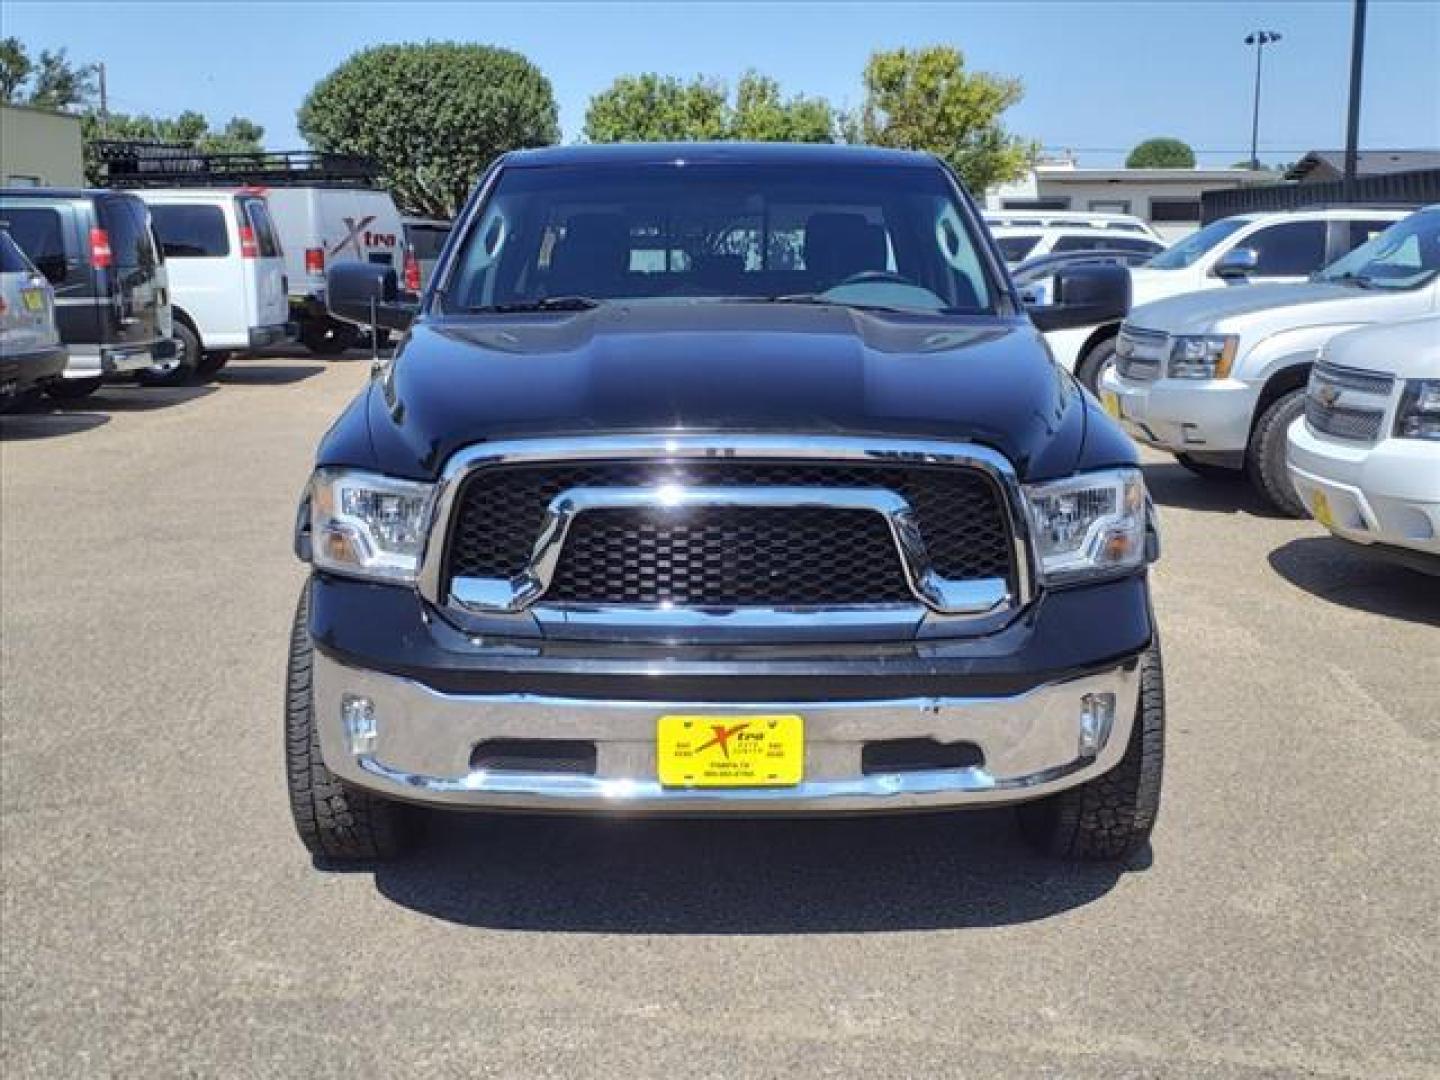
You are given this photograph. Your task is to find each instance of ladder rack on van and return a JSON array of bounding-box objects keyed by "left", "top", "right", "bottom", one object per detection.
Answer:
[{"left": 94, "top": 142, "right": 382, "bottom": 190}]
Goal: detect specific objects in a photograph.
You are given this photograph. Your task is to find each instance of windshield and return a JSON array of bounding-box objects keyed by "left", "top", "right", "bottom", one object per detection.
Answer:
[
  {"left": 1145, "top": 217, "right": 1248, "bottom": 270},
  {"left": 1314, "top": 209, "right": 1440, "bottom": 290},
  {"left": 446, "top": 162, "right": 994, "bottom": 314}
]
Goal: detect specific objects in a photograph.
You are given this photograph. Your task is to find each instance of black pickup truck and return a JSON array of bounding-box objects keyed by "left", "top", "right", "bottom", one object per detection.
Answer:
[{"left": 288, "top": 143, "right": 1163, "bottom": 865}]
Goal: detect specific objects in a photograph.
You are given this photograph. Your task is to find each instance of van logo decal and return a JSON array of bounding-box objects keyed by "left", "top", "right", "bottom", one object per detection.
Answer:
[{"left": 329, "top": 216, "right": 378, "bottom": 259}]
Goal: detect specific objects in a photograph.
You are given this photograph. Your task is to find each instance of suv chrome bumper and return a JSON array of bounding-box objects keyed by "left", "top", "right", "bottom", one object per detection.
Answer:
[{"left": 313, "top": 650, "right": 1140, "bottom": 812}]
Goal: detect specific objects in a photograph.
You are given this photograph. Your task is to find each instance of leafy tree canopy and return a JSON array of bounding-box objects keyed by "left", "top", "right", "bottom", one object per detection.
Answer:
[
  {"left": 0, "top": 37, "right": 95, "bottom": 109},
  {"left": 1126, "top": 137, "right": 1196, "bottom": 168},
  {"left": 583, "top": 71, "right": 835, "bottom": 143},
  {"left": 80, "top": 110, "right": 265, "bottom": 184},
  {"left": 298, "top": 41, "right": 559, "bottom": 218}
]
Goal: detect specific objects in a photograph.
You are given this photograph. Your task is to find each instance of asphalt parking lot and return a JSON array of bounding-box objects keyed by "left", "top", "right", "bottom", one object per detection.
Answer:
[{"left": 2, "top": 355, "right": 1437, "bottom": 1079}]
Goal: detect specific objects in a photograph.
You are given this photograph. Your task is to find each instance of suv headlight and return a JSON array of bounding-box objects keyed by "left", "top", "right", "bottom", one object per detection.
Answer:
[
  {"left": 302, "top": 468, "right": 435, "bottom": 583},
  {"left": 1168, "top": 334, "right": 1238, "bottom": 379},
  {"left": 1394, "top": 379, "right": 1440, "bottom": 441},
  {"left": 1023, "top": 467, "right": 1152, "bottom": 582}
]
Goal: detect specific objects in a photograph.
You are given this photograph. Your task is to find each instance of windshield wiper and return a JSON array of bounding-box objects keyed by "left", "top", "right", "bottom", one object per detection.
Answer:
[
  {"left": 1317, "top": 271, "right": 1375, "bottom": 289},
  {"left": 466, "top": 295, "right": 604, "bottom": 313},
  {"left": 758, "top": 293, "right": 910, "bottom": 314}
]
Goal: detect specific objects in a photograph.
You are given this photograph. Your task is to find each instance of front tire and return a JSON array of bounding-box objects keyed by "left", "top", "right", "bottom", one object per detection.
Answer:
[
  {"left": 1017, "top": 639, "right": 1165, "bottom": 862},
  {"left": 1075, "top": 337, "right": 1118, "bottom": 394},
  {"left": 1174, "top": 453, "right": 1241, "bottom": 481},
  {"left": 1246, "top": 389, "right": 1307, "bottom": 517},
  {"left": 136, "top": 321, "right": 198, "bottom": 387},
  {"left": 285, "top": 583, "right": 413, "bottom": 863}
]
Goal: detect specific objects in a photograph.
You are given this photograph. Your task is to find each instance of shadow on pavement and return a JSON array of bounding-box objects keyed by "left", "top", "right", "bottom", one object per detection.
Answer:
[
  {"left": 1268, "top": 536, "right": 1440, "bottom": 627},
  {"left": 217, "top": 362, "right": 326, "bottom": 386},
  {"left": 0, "top": 408, "right": 110, "bottom": 440},
  {"left": 1142, "top": 461, "right": 1286, "bottom": 519},
  {"left": 367, "top": 809, "right": 1138, "bottom": 933},
  {"left": 59, "top": 384, "right": 217, "bottom": 413}
]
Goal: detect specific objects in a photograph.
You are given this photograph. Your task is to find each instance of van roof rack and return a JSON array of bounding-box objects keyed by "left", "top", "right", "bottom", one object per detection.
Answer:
[{"left": 94, "top": 141, "right": 382, "bottom": 189}]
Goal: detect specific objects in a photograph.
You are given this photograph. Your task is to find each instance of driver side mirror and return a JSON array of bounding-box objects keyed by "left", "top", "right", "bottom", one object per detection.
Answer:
[
  {"left": 327, "top": 263, "right": 417, "bottom": 332},
  {"left": 1024, "top": 263, "right": 1131, "bottom": 333},
  {"left": 1212, "top": 247, "right": 1259, "bottom": 280}
]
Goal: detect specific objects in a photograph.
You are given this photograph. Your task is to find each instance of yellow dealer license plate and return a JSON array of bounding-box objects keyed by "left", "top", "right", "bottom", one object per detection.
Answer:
[
  {"left": 1311, "top": 489, "right": 1336, "bottom": 529},
  {"left": 1101, "top": 390, "right": 1123, "bottom": 419},
  {"left": 656, "top": 715, "right": 804, "bottom": 788},
  {"left": 21, "top": 288, "right": 45, "bottom": 312}
]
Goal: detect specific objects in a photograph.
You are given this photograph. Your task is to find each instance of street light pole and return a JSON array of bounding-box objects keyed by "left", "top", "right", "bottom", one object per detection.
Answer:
[{"left": 1245, "top": 30, "right": 1282, "bottom": 170}]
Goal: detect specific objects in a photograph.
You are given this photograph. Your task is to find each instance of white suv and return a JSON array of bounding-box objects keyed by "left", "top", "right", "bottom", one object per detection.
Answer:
[
  {"left": 1100, "top": 207, "right": 1440, "bottom": 515},
  {"left": 1048, "top": 207, "right": 1409, "bottom": 389},
  {"left": 983, "top": 209, "right": 1161, "bottom": 239},
  {"left": 139, "top": 190, "right": 293, "bottom": 377},
  {"left": 1287, "top": 314, "right": 1440, "bottom": 573},
  {"left": 990, "top": 226, "right": 1166, "bottom": 267}
]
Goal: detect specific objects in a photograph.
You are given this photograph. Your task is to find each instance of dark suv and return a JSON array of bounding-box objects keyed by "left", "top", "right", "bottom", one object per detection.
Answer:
[
  {"left": 0, "top": 189, "right": 178, "bottom": 399},
  {"left": 288, "top": 144, "right": 1162, "bottom": 864}
]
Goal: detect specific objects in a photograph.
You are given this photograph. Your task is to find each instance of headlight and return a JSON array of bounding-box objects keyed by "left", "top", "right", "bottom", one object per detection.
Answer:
[
  {"left": 1168, "top": 334, "right": 1238, "bottom": 379},
  {"left": 1023, "top": 468, "right": 1151, "bottom": 582},
  {"left": 1394, "top": 379, "right": 1440, "bottom": 441},
  {"left": 304, "top": 468, "right": 435, "bottom": 583}
]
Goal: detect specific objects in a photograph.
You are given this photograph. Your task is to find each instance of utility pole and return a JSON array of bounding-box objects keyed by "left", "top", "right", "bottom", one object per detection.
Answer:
[
  {"left": 98, "top": 61, "right": 108, "bottom": 138},
  {"left": 1244, "top": 30, "right": 1282, "bottom": 171},
  {"left": 1343, "top": 0, "right": 1368, "bottom": 199}
]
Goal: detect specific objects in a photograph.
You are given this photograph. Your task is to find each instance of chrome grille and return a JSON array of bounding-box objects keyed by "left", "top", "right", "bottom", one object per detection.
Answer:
[
  {"left": 445, "top": 461, "right": 1015, "bottom": 607},
  {"left": 1115, "top": 325, "right": 1167, "bottom": 381},
  {"left": 1306, "top": 361, "right": 1395, "bottom": 443}
]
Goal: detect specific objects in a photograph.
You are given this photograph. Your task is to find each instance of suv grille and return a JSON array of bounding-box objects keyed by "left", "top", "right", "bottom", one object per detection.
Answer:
[
  {"left": 446, "top": 461, "right": 1014, "bottom": 607},
  {"left": 1305, "top": 361, "right": 1395, "bottom": 444}
]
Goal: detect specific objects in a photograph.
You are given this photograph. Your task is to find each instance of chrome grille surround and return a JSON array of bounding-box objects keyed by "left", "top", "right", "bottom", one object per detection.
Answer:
[
  {"left": 415, "top": 436, "right": 1035, "bottom": 635},
  {"left": 1114, "top": 324, "right": 1167, "bottom": 381},
  {"left": 1306, "top": 361, "right": 1396, "bottom": 444}
]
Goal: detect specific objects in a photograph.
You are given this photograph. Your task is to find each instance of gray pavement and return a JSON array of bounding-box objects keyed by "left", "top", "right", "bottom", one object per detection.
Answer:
[{"left": 2, "top": 356, "right": 1437, "bottom": 1079}]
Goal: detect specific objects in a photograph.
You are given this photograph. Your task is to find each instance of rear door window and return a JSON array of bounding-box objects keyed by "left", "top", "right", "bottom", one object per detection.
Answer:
[
  {"left": 406, "top": 223, "right": 451, "bottom": 259},
  {"left": 240, "top": 198, "right": 282, "bottom": 257},
  {"left": 0, "top": 206, "right": 69, "bottom": 283},
  {"left": 1346, "top": 220, "right": 1396, "bottom": 255},
  {"left": 1246, "top": 221, "right": 1327, "bottom": 276},
  {"left": 99, "top": 197, "right": 159, "bottom": 269},
  {"left": 149, "top": 204, "right": 229, "bottom": 258}
]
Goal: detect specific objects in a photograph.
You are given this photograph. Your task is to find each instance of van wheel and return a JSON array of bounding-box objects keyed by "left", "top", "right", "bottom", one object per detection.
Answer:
[
  {"left": 45, "top": 378, "right": 102, "bottom": 401},
  {"left": 286, "top": 583, "right": 414, "bottom": 864},
  {"left": 196, "top": 350, "right": 231, "bottom": 378},
  {"left": 137, "top": 322, "right": 198, "bottom": 387},
  {"left": 301, "top": 319, "right": 359, "bottom": 356},
  {"left": 1246, "top": 389, "right": 1307, "bottom": 517},
  {"left": 1016, "top": 639, "right": 1165, "bottom": 862},
  {"left": 1075, "top": 337, "right": 1118, "bottom": 394}
]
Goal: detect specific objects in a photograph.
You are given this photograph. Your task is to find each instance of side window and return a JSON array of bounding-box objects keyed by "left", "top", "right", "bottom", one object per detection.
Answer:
[
  {"left": 995, "top": 235, "right": 1040, "bottom": 262},
  {"left": 0, "top": 206, "right": 68, "bottom": 283},
  {"left": 1346, "top": 220, "right": 1393, "bottom": 255},
  {"left": 1246, "top": 221, "right": 1327, "bottom": 276},
  {"left": 148, "top": 204, "right": 230, "bottom": 258},
  {"left": 1111, "top": 237, "right": 1164, "bottom": 254},
  {"left": 242, "top": 199, "right": 282, "bottom": 257}
]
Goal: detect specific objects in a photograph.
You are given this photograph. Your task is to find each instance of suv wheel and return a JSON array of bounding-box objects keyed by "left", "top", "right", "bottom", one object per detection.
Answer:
[
  {"left": 285, "top": 583, "right": 414, "bottom": 863},
  {"left": 1174, "top": 453, "right": 1241, "bottom": 481},
  {"left": 1016, "top": 639, "right": 1165, "bottom": 862},
  {"left": 44, "top": 377, "right": 102, "bottom": 401},
  {"left": 1075, "top": 337, "right": 1118, "bottom": 394},
  {"left": 137, "top": 322, "right": 199, "bottom": 387},
  {"left": 1246, "top": 388, "right": 1307, "bottom": 517},
  {"left": 300, "top": 319, "right": 359, "bottom": 356}
]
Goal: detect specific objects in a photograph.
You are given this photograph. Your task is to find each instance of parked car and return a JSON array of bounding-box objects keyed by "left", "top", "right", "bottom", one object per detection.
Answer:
[
  {"left": 983, "top": 209, "right": 1162, "bottom": 240},
  {"left": 136, "top": 189, "right": 294, "bottom": 377},
  {"left": 1101, "top": 206, "right": 1440, "bottom": 515},
  {"left": 991, "top": 226, "right": 1166, "bottom": 267},
  {"left": 1287, "top": 314, "right": 1440, "bottom": 574},
  {"left": 1012, "top": 248, "right": 1166, "bottom": 306},
  {"left": 1050, "top": 207, "right": 1410, "bottom": 391},
  {"left": 0, "top": 188, "right": 177, "bottom": 398},
  {"left": 286, "top": 142, "right": 1164, "bottom": 867},
  {"left": 402, "top": 216, "right": 452, "bottom": 294},
  {"left": 0, "top": 228, "right": 67, "bottom": 407},
  {"left": 262, "top": 185, "right": 405, "bottom": 354}
]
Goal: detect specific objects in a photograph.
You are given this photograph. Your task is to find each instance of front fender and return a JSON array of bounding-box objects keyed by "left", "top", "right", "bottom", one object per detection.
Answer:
[{"left": 1237, "top": 322, "right": 1369, "bottom": 387}]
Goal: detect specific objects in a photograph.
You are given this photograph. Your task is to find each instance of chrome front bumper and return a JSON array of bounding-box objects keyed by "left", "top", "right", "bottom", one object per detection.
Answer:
[{"left": 313, "top": 650, "right": 1140, "bottom": 812}]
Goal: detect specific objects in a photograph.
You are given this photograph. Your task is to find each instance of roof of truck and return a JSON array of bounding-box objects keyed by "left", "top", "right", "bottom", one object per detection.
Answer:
[{"left": 501, "top": 142, "right": 939, "bottom": 168}]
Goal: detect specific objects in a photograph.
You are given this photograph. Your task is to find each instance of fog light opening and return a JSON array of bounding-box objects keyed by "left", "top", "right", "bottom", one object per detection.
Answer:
[
  {"left": 342, "top": 695, "right": 378, "bottom": 755},
  {"left": 1078, "top": 692, "right": 1116, "bottom": 758}
]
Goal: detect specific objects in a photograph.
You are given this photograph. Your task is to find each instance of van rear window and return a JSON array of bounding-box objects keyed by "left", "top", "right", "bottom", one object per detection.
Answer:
[
  {"left": 149, "top": 204, "right": 230, "bottom": 258},
  {"left": 99, "top": 197, "right": 159, "bottom": 269},
  {"left": 0, "top": 207, "right": 67, "bottom": 283},
  {"left": 240, "top": 198, "right": 282, "bottom": 257}
]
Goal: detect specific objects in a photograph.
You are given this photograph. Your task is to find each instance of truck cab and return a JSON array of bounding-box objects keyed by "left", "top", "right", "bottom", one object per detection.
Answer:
[{"left": 286, "top": 143, "right": 1163, "bottom": 866}]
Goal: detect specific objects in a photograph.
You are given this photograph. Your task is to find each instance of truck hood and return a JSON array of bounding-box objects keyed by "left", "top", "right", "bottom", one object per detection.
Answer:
[
  {"left": 347, "top": 302, "right": 1122, "bottom": 482},
  {"left": 1127, "top": 281, "right": 1372, "bottom": 336},
  {"left": 1127, "top": 266, "right": 1204, "bottom": 307}
]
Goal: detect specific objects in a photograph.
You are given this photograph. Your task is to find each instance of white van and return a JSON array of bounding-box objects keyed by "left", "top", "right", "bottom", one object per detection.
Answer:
[
  {"left": 138, "top": 190, "right": 293, "bottom": 377},
  {"left": 262, "top": 187, "right": 405, "bottom": 354}
]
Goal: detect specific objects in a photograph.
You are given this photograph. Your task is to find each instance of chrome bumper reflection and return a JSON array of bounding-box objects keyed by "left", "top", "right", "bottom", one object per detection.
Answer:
[{"left": 313, "top": 651, "right": 1140, "bottom": 812}]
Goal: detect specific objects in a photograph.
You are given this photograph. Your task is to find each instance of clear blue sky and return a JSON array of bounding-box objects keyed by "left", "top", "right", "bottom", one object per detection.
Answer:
[{"left": 6, "top": 1, "right": 1438, "bottom": 168}]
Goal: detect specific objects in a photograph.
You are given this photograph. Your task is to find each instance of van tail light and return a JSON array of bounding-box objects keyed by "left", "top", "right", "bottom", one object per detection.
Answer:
[
  {"left": 305, "top": 247, "right": 325, "bottom": 276},
  {"left": 239, "top": 224, "right": 259, "bottom": 259},
  {"left": 89, "top": 227, "right": 113, "bottom": 269},
  {"left": 403, "top": 247, "right": 421, "bottom": 292}
]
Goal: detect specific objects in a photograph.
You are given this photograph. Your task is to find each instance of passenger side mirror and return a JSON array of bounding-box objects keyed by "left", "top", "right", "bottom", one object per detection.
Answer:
[
  {"left": 1212, "top": 247, "right": 1259, "bottom": 280},
  {"left": 327, "top": 263, "right": 417, "bottom": 332},
  {"left": 1024, "top": 263, "right": 1131, "bottom": 333}
]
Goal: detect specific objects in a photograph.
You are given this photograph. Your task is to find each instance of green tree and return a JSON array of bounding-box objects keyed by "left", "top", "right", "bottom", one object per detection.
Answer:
[
  {"left": 0, "top": 37, "right": 32, "bottom": 102},
  {"left": 80, "top": 109, "right": 266, "bottom": 184},
  {"left": 1126, "top": 137, "right": 1196, "bottom": 168},
  {"left": 728, "top": 72, "right": 834, "bottom": 142},
  {"left": 0, "top": 39, "right": 94, "bottom": 109},
  {"left": 852, "top": 46, "right": 1035, "bottom": 193},
  {"left": 583, "top": 74, "right": 729, "bottom": 143},
  {"left": 298, "top": 42, "right": 558, "bottom": 218}
]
